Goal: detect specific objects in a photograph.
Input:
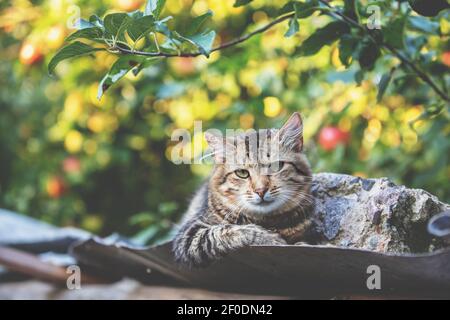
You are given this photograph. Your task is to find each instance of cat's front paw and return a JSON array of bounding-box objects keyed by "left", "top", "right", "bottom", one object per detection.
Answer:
[{"left": 238, "top": 224, "right": 287, "bottom": 246}]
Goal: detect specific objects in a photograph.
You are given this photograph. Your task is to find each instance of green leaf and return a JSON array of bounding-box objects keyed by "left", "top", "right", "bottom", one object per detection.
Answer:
[
  {"left": 152, "top": 17, "right": 172, "bottom": 37},
  {"left": 234, "top": 0, "right": 253, "bottom": 7},
  {"left": 357, "top": 39, "right": 380, "bottom": 70},
  {"left": 405, "top": 35, "right": 427, "bottom": 58},
  {"left": 132, "top": 57, "right": 161, "bottom": 76},
  {"left": 407, "top": 0, "right": 449, "bottom": 17},
  {"left": 187, "top": 10, "right": 213, "bottom": 36},
  {"left": 89, "top": 15, "right": 104, "bottom": 29},
  {"left": 76, "top": 18, "right": 95, "bottom": 29},
  {"left": 408, "top": 16, "right": 441, "bottom": 34},
  {"left": 145, "top": 0, "right": 166, "bottom": 18},
  {"left": 127, "top": 15, "right": 156, "bottom": 42},
  {"left": 294, "top": 1, "right": 320, "bottom": 19},
  {"left": 384, "top": 16, "right": 407, "bottom": 49},
  {"left": 377, "top": 68, "right": 396, "bottom": 102},
  {"left": 129, "top": 212, "right": 154, "bottom": 225},
  {"left": 409, "top": 102, "right": 445, "bottom": 127},
  {"left": 279, "top": 1, "right": 295, "bottom": 15},
  {"left": 128, "top": 10, "right": 144, "bottom": 19},
  {"left": 343, "top": 0, "right": 360, "bottom": 23},
  {"left": 284, "top": 17, "right": 299, "bottom": 37},
  {"left": 97, "top": 55, "right": 144, "bottom": 99},
  {"left": 354, "top": 69, "right": 365, "bottom": 85},
  {"left": 295, "top": 21, "right": 349, "bottom": 56},
  {"left": 65, "top": 27, "right": 103, "bottom": 42},
  {"left": 187, "top": 30, "right": 216, "bottom": 57},
  {"left": 104, "top": 13, "right": 132, "bottom": 42},
  {"left": 338, "top": 35, "right": 358, "bottom": 67},
  {"left": 48, "top": 42, "right": 104, "bottom": 75}
]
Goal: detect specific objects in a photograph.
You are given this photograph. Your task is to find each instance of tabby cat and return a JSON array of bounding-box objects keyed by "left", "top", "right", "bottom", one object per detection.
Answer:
[{"left": 173, "top": 112, "right": 314, "bottom": 267}]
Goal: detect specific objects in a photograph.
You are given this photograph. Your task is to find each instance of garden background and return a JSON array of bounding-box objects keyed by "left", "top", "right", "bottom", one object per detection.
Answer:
[{"left": 0, "top": 0, "right": 449, "bottom": 245}]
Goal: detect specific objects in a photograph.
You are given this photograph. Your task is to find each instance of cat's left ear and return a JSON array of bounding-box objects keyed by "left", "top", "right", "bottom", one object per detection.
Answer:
[{"left": 277, "top": 112, "right": 304, "bottom": 152}]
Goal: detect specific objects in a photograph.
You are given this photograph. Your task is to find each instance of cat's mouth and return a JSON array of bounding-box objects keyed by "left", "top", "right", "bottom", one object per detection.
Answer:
[
  {"left": 251, "top": 198, "right": 275, "bottom": 206},
  {"left": 245, "top": 198, "right": 283, "bottom": 214},
  {"left": 258, "top": 199, "right": 274, "bottom": 205}
]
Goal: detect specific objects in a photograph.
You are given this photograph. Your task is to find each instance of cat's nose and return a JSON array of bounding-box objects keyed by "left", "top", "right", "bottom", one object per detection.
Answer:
[{"left": 254, "top": 188, "right": 268, "bottom": 199}]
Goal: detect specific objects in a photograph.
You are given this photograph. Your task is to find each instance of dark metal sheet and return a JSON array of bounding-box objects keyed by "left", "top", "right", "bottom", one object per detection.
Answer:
[{"left": 71, "top": 238, "right": 450, "bottom": 297}]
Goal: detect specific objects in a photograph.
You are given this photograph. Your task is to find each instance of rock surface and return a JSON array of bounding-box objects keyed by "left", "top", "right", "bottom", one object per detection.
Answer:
[{"left": 311, "top": 173, "right": 449, "bottom": 253}]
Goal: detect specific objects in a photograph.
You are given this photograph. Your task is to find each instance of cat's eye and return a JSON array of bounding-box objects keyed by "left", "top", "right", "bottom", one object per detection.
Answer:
[{"left": 235, "top": 169, "right": 250, "bottom": 179}]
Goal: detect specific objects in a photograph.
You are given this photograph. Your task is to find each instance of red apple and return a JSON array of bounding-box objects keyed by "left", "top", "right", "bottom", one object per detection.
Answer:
[
  {"left": 46, "top": 176, "right": 66, "bottom": 198},
  {"left": 170, "top": 57, "right": 196, "bottom": 76},
  {"left": 442, "top": 51, "right": 450, "bottom": 68},
  {"left": 115, "top": 0, "right": 143, "bottom": 11},
  {"left": 20, "top": 42, "right": 43, "bottom": 65},
  {"left": 62, "top": 156, "right": 81, "bottom": 174},
  {"left": 318, "top": 126, "right": 350, "bottom": 151}
]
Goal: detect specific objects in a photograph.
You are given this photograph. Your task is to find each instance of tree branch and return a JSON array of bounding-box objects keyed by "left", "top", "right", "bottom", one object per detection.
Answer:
[
  {"left": 114, "top": 13, "right": 295, "bottom": 58},
  {"left": 114, "top": 1, "right": 448, "bottom": 102},
  {"left": 317, "top": 0, "right": 449, "bottom": 102}
]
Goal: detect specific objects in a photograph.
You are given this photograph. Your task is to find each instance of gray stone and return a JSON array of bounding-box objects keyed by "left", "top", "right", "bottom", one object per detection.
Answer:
[{"left": 311, "top": 173, "right": 450, "bottom": 253}]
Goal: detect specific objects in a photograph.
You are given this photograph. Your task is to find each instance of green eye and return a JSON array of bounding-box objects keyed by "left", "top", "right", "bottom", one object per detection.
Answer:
[{"left": 235, "top": 169, "right": 250, "bottom": 179}]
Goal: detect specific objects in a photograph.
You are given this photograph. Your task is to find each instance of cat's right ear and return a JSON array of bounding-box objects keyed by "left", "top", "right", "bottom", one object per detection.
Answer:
[{"left": 277, "top": 112, "right": 304, "bottom": 152}]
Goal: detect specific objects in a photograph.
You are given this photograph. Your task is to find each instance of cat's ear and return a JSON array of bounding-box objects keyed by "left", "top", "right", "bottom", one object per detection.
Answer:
[
  {"left": 205, "top": 131, "right": 223, "bottom": 149},
  {"left": 277, "top": 112, "right": 304, "bottom": 152},
  {"left": 205, "top": 130, "right": 227, "bottom": 163}
]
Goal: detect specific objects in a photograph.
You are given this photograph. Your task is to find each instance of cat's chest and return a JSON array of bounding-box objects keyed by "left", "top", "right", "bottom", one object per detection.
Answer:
[
  {"left": 240, "top": 210, "right": 313, "bottom": 243},
  {"left": 273, "top": 219, "right": 313, "bottom": 243}
]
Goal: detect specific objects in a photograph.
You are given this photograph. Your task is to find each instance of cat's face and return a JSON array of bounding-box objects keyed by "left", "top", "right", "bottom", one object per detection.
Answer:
[{"left": 207, "top": 113, "right": 312, "bottom": 216}]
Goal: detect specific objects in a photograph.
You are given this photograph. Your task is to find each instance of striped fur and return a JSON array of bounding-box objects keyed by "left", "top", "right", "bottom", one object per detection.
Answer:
[{"left": 173, "top": 113, "right": 315, "bottom": 267}]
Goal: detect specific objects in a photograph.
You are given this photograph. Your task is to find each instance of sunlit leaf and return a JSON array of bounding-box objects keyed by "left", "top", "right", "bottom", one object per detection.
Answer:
[
  {"left": 145, "top": 0, "right": 166, "bottom": 18},
  {"left": 127, "top": 15, "right": 156, "bottom": 42},
  {"left": 48, "top": 42, "right": 104, "bottom": 75},
  {"left": 187, "top": 10, "right": 213, "bottom": 36},
  {"left": 187, "top": 30, "right": 216, "bottom": 57},
  {"left": 97, "top": 55, "right": 144, "bottom": 99},
  {"left": 104, "top": 13, "right": 132, "bottom": 42},
  {"left": 284, "top": 17, "right": 299, "bottom": 37},
  {"left": 132, "top": 57, "right": 161, "bottom": 76},
  {"left": 65, "top": 27, "right": 103, "bottom": 42}
]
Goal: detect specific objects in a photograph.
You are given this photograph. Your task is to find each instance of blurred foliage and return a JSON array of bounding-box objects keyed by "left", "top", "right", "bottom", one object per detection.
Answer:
[{"left": 0, "top": 0, "right": 449, "bottom": 244}]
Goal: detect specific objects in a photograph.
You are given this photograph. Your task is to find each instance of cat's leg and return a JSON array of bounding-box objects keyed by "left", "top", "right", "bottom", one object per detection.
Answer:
[{"left": 173, "top": 222, "right": 286, "bottom": 267}]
